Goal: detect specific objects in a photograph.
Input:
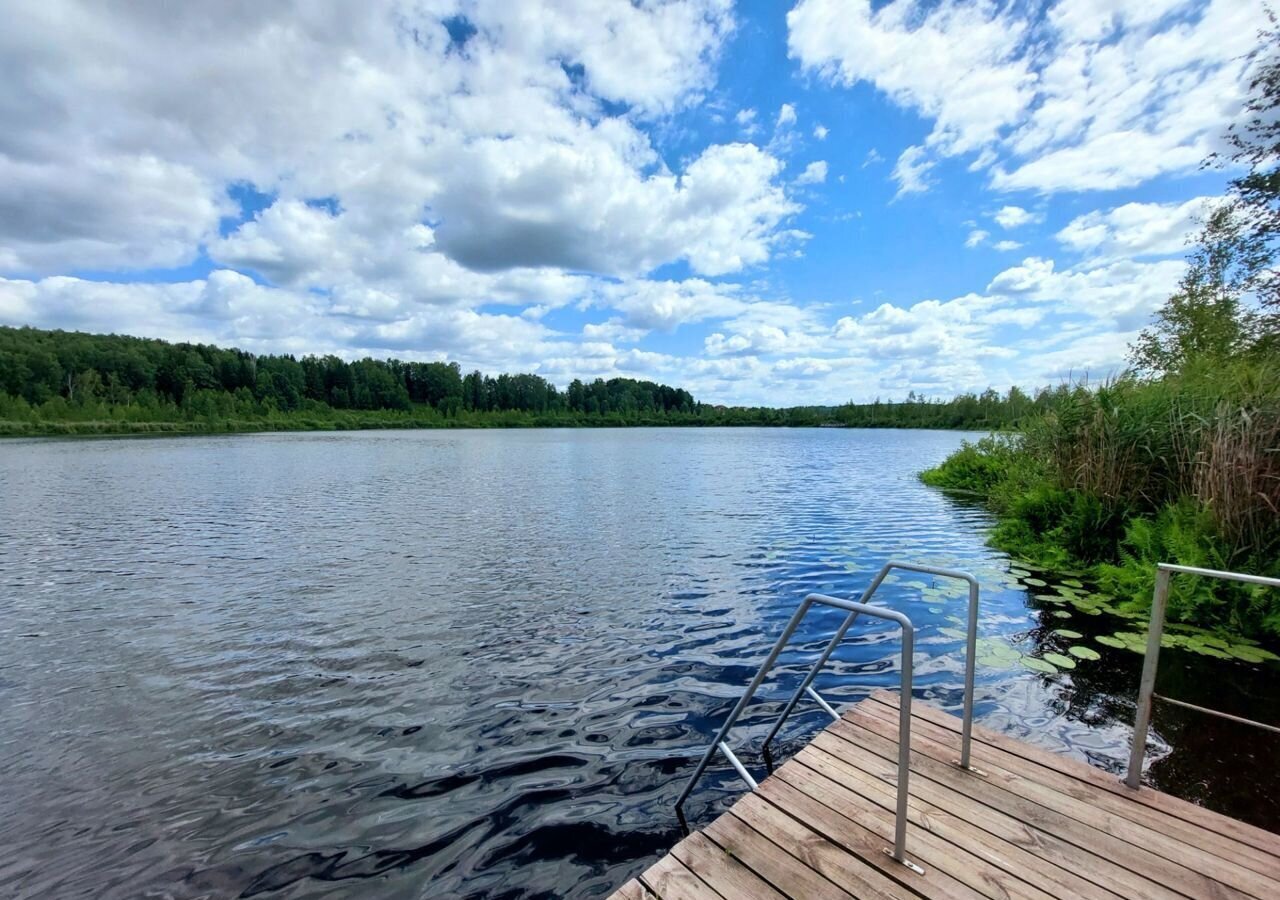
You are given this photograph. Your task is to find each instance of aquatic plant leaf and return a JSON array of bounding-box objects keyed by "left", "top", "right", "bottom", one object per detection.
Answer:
[
  {"left": 977, "top": 653, "right": 1011, "bottom": 668},
  {"left": 1043, "top": 652, "right": 1076, "bottom": 669},
  {"left": 1020, "top": 656, "right": 1058, "bottom": 674},
  {"left": 1052, "top": 629, "right": 1083, "bottom": 639},
  {"left": 1024, "top": 577, "right": 1048, "bottom": 587},
  {"left": 1050, "top": 610, "right": 1071, "bottom": 618},
  {"left": 1095, "top": 635, "right": 1126, "bottom": 649},
  {"left": 1068, "top": 646, "right": 1100, "bottom": 661},
  {"left": 1061, "top": 578, "right": 1084, "bottom": 588},
  {"left": 939, "top": 626, "right": 967, "bottom": 640},
  {"left": 1226, "top": 644, "right": 1278, "bottom": 663}
]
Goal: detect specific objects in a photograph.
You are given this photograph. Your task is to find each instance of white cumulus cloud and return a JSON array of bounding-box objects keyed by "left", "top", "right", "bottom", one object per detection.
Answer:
[
  {"left": 1057, "top": 196, "right": 1217, "bottom": 259},
  {"left": 789, "top": 0, "right": 1265, "bottom": 194}
]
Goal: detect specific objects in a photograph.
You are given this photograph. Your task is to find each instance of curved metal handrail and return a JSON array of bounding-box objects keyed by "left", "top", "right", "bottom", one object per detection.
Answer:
[
  {"left": 673, "top": 593, "right": 919, "bottom": 867},
  {"left": 673, "top": 561, "right": 982, "bottom": 871},
  {"left": 762, "top": 562, "right": 981, "bottom": 768}
]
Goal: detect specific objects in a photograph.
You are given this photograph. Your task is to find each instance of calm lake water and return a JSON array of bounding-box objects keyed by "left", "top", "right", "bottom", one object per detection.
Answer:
[{"left": 1, "top": 428, "right": 1276, "bottom": 898}]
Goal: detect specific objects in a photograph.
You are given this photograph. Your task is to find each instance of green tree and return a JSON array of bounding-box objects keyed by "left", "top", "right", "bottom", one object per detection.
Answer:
[
  {"left": 1213, "top": 13, "right": 1280, "bottom": 343},
  {"left": 1130, "top": 205, "right": 1259, "bottom": 375}
]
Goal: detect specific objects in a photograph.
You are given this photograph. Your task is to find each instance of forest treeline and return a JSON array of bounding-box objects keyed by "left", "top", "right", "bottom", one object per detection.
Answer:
[
  {"left": 922, "top": 23, "right": 1280, "bottom": 639},
  {"left": 0, "top": 324, "right": 1060, "bottom": 435}
]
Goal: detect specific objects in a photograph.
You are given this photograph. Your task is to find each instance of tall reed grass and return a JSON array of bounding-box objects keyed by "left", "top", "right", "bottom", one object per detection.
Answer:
[{"left": 922, "top": 361, "right": 1280, "bottom": 637}]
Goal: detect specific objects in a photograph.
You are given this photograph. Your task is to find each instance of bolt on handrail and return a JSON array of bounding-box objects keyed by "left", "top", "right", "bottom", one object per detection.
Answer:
[
  {"left": 673, "top": 561, "right": 981, "bottom": 871},
  {"left": 1125, "top": 563, "right": 1280, "bottom": 789}
]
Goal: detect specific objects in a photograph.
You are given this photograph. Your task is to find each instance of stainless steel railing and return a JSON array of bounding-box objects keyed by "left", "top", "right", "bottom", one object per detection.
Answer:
[
  {"left": 763, "top": 563, "right": 982, "bottom": 770},
  {"left": 674, "top": 561, "right": 982, "bottom": 872},
  {"left": 1125, "top": 563, "right": 1280, "bottom": 789}
]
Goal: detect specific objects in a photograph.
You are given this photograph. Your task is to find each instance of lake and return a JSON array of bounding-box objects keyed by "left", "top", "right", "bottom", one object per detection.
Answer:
[{"left": 1, "top": 428, "right": 1276, "bottom": 898}]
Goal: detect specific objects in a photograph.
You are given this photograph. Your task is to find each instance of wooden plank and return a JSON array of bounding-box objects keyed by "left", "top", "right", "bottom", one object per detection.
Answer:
[
  {"left": 701, "top": 796, "right": 862, "bottom": 900},
  {"left": 609, "top": 694, "right": 1280, "bottom": 900},
  {"left": 722, "top": 791, "right": 912, "bottom": 900},
  {"left": 793, "top": 742, "right": 1122, "bottom": 900},
  {"left": 835, "top": 705, "right": 1258, "bottom": 900},
  {"left": 855, "top": 697, "right": 1280, "bottom": 895},
  {"left": 638, "top": 851, "right": 724, "bottom": 900},
  {"left": 609, "top": 879, "right": 655, "bottom": 900},
  {"left": 869, "top": 689, "right": 1280, "bottom": 860},
  {"left": 774, "top": 758, "right": 1060, "bottom": 900},
  {"left": 808, "top": 723, "right": 1183, "bottom": 900},
  {"left": 757, "top": 775, "right": 984, "bottom": 900},
  {"left": 669, "top": 831, "right": 787, "bottom": 900},
  {"left": 861, "top": 693, "right": 1280, "bottom": 878}
]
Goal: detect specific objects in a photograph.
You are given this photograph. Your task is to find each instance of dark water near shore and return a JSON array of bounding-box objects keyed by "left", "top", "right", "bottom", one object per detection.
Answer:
[{"left": 1, "top": 428, "right": 1276, "bottom": 898}]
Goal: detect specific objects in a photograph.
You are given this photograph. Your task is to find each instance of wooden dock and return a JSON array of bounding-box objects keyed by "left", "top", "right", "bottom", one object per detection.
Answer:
[{"left": 611, "top": 690, "right": 1280, "bottom": 899}]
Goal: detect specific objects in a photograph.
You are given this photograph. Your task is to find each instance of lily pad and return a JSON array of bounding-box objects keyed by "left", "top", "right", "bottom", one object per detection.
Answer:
[
  {"left": 1225, "top": 644, "right": 1278, "bottom": 664},
  {"left": 1068, "top": 645, "right": 1101, "bottom": 661},
  {"left": 1230, "top": 643, "right": 1279, "bottom": 662},
  {"left": 1095, "top": 635, "right": 1126, "bottom": 649},
  {"left": 1052, "top": 629, "right": 1083, "bottom": 640},
  {"left": 978, "top": 652, "right": 1017, "bottom": 668},
  {"left": 1061, "top": 578, "right": 1085, "bottom": 588},
  {"left": 1009, "top": 567, "right": 1032, "bottom": 578},
  {"left": 1043, "top": 651, "right": 1077, "bottom": 669},
  {"left": 1024, "top": 577, "right": 1048, "bottom": 587},
  {"left": 1050, "top": 610, "right": 1072, "bottom": 619},
  {"left": 1020, "top": 655, "right": 1058, "bottom": 674},
  {"left": 976, "top": 639, "right": 1022, "bottom": 663},
  {"left": 939, "top": 626, "right": 968, "bottom": 640}
]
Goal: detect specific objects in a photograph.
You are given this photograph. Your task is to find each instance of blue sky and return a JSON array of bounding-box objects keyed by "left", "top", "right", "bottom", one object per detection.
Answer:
[{"left": 0, "top": 1, "right": 1264, "bottom": 405}]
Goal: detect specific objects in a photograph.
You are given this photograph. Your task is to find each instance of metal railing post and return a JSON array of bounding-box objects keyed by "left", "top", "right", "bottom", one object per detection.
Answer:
[
  {"left": 892, "top": 610, "right": 916, "bottom": 867},
  {"left": 759, "top": 561, "right": 891, "bottom": 753},
  {"left": 674, "top": 596, "right": 814, "bottom": 811},
  {"left": 1125, "top": 567, "right": 1172, "bottom": 789},
  {"left": 761, "top": 561, "right": 980, "bottom": 771},
  {"left": 959, "top": 576, "right": 979, "bottom": 770},
  {"left": 676, "top": 589, "right": 924, "bottom": 871},
  {"left": 1124, "top": 563, "right": 1280, "bottom": 789}
]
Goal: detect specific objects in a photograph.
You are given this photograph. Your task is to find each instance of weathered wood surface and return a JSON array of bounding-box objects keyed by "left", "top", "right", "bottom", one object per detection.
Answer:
[{"left": 610, "top": 691, "right": 1280, "bottom": 899}]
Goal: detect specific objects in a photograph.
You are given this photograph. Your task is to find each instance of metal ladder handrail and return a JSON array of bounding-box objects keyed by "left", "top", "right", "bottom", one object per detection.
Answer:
[
  {"left": 674, "top": 561, "right": 982, "bottom": 871},
  {"left": 762, "top": 562, "right": 981, "bottom": 769},
  {"left": 1125, "top": 563, "right": 1280, "bottom": 789}
]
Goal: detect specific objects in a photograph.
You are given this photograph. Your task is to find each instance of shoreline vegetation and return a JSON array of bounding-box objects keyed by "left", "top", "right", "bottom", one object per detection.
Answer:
[
  {"left": 920, "top": 362, "right": 1279, "bottom": 641},
  {"left": 922, "top": 34, "right": 1280, "bottom": 641},
  {"left": 0, "top": 324, "right": 1054, "bottom": 437}
]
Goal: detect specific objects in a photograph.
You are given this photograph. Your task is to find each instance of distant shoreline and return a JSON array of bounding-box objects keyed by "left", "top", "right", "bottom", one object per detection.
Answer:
[{"left": 0, "top": 417, "right": 992, "bottom": 439}]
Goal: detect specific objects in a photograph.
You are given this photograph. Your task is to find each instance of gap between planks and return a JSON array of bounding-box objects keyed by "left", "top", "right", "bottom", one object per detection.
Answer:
[{"left": 610, "top": 695, "right": 1280, "bottom": 900}]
